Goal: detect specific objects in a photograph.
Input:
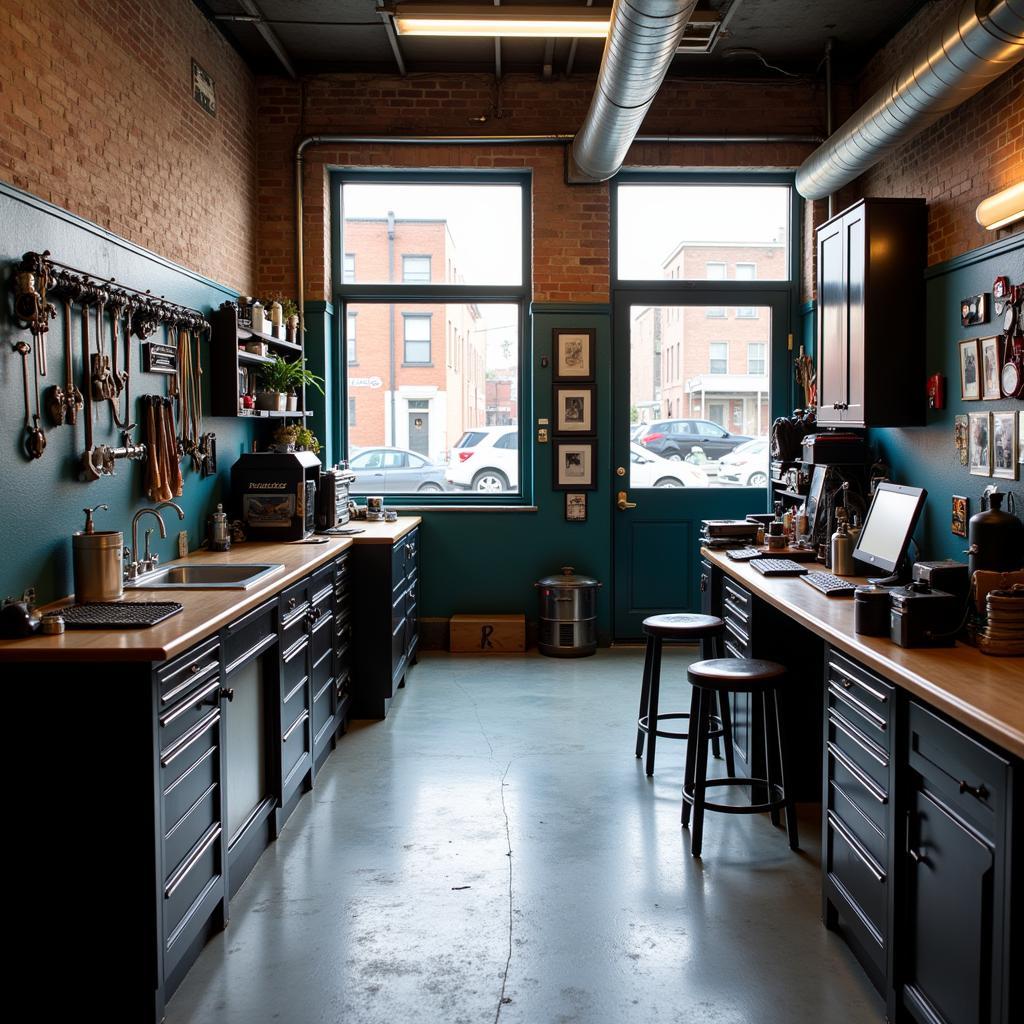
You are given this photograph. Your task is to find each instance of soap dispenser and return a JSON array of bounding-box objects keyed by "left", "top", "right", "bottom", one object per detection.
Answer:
[{"left": 73, "top": 504, "right": 124, "bottom": 603}]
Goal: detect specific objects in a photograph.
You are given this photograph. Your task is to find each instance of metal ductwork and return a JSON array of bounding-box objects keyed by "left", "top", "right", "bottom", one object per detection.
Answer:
[
  {"left": 796, "top": 0, "right": 1024, "bottom": 200},
  {"left": 568, "top": 0, "right": 698, "bottom": 183}
]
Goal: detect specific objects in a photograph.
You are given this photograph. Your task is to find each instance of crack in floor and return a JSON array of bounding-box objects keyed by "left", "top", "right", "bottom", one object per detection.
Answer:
[
  {"left": 495, "top": 760, "right": 513, "bottom": 1024},
  {"left": 453, "top": 678, "right": 495, "bottom": 759}
]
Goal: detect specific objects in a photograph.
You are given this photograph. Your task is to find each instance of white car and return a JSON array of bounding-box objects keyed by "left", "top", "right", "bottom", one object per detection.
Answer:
[
  {"left": 715, "top": 438, "right": 770, "bottom": 487},
  {"left": 629, "top": 443, "right": 708, "bottom": 488},
  {"left": 446, "top": 426, "right": 519, "bottom": 492}
]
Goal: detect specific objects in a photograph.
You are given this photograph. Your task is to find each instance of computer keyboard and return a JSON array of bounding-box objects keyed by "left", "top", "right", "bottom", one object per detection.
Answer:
[
  {"left": 751, "top": 559, "right": 808, "bottom": 576},
  {"left": 802, "top": 571, "right": 858, "bottom": 596},
  {"left": 726, "top": 547, "right": 763, "bottom": 561}
]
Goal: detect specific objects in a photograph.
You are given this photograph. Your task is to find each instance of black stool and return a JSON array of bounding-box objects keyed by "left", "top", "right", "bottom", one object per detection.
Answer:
[
  {"left": 681, "top": 658, "right": 798, "bottom": 857},
  {"left": 635, "top": 613, "right": 734, "bottom": 779}
]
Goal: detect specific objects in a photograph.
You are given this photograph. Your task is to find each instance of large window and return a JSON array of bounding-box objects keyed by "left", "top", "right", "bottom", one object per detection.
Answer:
[
  {"left": 705, "top": 262, "right": 726, "bottom": 317},
  {"left": 343, "top": 254, "right": 356, "bottom": 283},
  {"left": 335, "top": 173, "right": 529, "bottom": 499}
]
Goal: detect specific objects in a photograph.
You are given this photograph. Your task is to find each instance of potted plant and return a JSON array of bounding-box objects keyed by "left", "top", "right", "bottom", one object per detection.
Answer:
[
  {"left": 256, "top": 356, "right": 292, "bottom": 411},
  {"left": 271, "top": 423, "right": 299, "bottom": 452},
  {"left": 282, "top": 298, "right": 301, "bottom": 342},
  {"left": 294, "top": 425, "right": 321, "bottom": 456}
]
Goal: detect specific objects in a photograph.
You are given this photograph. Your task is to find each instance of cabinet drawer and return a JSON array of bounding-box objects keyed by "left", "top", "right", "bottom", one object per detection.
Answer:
[
  {"left": 159, "top": 676, "right": 223, "bottom": 751},
  {"left": 161, "top": 707, "right": 220, "bottom": 790},
  {"left": 312, "top": 674, "right": 335, "bottom": 746},
  {"left": 281, "top": 637, "right": 309, "bottom": 728},
  {"left": 164, "top": 778, "right": 220, "bottom": 881},
  {"left": 158, "top": 638, "right": 221, "bottom": 705},
  {"left": 723, "top": 579, "right": 751, "bottom": 613},
  {"left": 827, "top": 651, "right": 891, "bottom": 737},
  {"left": 391, "top": 539, "right": 407, "bottom": 587},
  {"left": 828, "top": 708, "right": 889, "bottom": 793},
  {"left": 310, "top": 606, "right": 333, "bottom": 669},
  {"left": 908, "top": 702, "right": 1008, "bottom": 837},
  {"left": 827, "top": 809, "right": 887, "bottom": 942},
  {"left": 280, "top": 605, "right": 308, "bottom": 656},
  {"left": 164, "top": 821, "right": 222, "bottom": 946},
  {"left": 311, "top": 561, "right": 334, "bottom": 597},
  {"left": 827, "top": 682, "right": 888, "bottom": 752},
  {"left": 828, "top": 741, "right": 888, "bottom": 834},
  {"left": 829, "top": 780, "right": 886, "bottom": 867},
  {"left": 722, "top": 616, "right": 751, "bottom": 657},
  {"left": 405, "top": 529, "right": 419, "bottom": 574},
  {"left": 281, "top": 709, "right": 310, "bottom": 788},
  {"left": 222, "top": 599, "right": 276, "bottom": 673},
  {"left": 279, "top": 580, "right": 309, "bottom": 623}
]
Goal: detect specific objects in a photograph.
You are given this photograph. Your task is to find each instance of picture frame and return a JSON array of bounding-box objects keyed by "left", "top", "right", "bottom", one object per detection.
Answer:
[
  {"left": 954, "top": 414, "right": 969, "bottom": 465},
  {"left": 553, "top": 329, "right": 595, "bottom": 382},
  {"left": 959, "top": 338, "right": 981, "bottom": 401},
  {"left": 968, "top": 411, "right": 992, "bottom": 477},
  {"left": 980, "top": 336, "right": 1002, "bottom": 400},
  {"left": 992, "top": 410, "right": 1018, "bottom": 480},
  {"left": 553, "top": 384, "right": 595, "bottom": 434},
  {"left": 564, "top": 492, "right": 587, "bottom": 522},
  {"left": 960, "top": 293, "right": 988, "bottom": 327},
  {"left": 1019, "top": 412, "right": 1024, "bottom": 467},
  {"left": 553, "top": 439, "right": 597, "bottom": 490},
  {"left": 951, "top": 495, "right": 968, "bottom": 538}
]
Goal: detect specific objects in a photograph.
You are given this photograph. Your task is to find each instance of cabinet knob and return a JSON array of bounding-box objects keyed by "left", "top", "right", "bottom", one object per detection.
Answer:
[
  {"left": 190, "top": 663, "right": 201, "bottom": 674},
  {"left": 908, "top": 847, "right": 924, "bottom": 864},
  {"left": 220, "top": 687, "right": 235, "bottom": 702},
  {"left": 288, "top": 597, "right": 297, "bottom": 610},
  {"left": 958, "top": 779, "right": 988, "bottom": 801}
]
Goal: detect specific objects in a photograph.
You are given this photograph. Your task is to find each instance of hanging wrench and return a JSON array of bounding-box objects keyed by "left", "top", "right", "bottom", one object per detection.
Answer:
[{"left": 14, "top": 341, "right": 46, "bottom": 460}]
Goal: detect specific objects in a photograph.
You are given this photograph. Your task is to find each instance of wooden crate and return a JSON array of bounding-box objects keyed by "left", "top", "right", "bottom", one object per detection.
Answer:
[{"left": 449, "top": 614, "right": 526, "bottom": 653}]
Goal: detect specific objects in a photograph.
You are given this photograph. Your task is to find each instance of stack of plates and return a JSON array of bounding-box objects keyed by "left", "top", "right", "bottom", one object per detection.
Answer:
[{"left": 977, "top": 585, "right": 1024, "bottom": 657}]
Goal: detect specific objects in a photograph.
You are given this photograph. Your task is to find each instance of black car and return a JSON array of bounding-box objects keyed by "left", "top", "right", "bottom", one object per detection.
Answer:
[{"left": 637, "top": 419, "right": 752, "bottom": 461}]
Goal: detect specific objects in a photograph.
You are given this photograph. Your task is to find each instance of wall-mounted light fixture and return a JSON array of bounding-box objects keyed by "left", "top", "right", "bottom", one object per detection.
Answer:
[
  {"left": 392, "top": 4, "right": 611, "bottom": 38},
  {"left": 976, "top": 182, "right": 1024, "bottom": 231}
]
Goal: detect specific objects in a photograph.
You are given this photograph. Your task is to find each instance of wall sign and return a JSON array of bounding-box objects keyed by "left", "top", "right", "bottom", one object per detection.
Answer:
[
  {"left": 142, "top": 342, "right": 178, "bottom": 375},
  {"left": 192, "top": 60, "right": 216, "bottom": 117}
]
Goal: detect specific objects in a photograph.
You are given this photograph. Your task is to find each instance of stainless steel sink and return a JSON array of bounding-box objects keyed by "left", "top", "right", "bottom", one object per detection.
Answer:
[{"left": 126, "top": 562, "right": 284, "bottom": 590}]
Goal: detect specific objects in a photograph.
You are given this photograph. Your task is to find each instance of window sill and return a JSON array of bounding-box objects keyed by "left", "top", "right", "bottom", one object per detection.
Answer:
[
  {"left": 388, "top": 504, "right": 538, "bottom": 513},
  {"left": 401, "top": 362, "right": 434, "bottom": 368}
]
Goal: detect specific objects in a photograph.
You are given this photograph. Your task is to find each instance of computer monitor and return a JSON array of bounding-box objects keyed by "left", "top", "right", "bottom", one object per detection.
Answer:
[{"left": 852, "top": 482, "right": 928, "bottom": 585}]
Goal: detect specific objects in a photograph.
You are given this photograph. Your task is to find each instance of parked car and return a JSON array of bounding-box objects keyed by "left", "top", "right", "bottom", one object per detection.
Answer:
[
  {"left": 629, "top": 443, "right": 708, "bottom": 488},
  {"left": 348, "top": 447, "right": 447, "bottom": 493},
  {"left": 446, "top": 426, "right": 519, "bottom": 492},
  {"left": 715, "top": 437, "right": 770, "bottom": 487},
  {"left": 638, "top": 419, "right": 752, "bottom": 462}
]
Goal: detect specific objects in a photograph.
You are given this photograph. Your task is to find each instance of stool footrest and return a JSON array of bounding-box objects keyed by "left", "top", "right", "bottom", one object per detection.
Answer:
[
  {"left": 682, "top": 777, "right": 786, "bottom": 816},
  {"left": 638, "top": 712, "right": 724, "bottom": 742}
]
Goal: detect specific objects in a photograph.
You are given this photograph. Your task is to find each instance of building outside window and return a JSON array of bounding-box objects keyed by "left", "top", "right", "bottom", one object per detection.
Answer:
[
  {"left": 736, "top": 263, "right": 757, "bottom": 317},
  {"left": 402, "top": 255, "right": 431, "bottom": 283},
  {"left": 709, "top": 342, "right": 729, "bottom": 374},
  {"left": 348, "top": 396, "right": 356, "bottom": 425},
  {"left": 747, "top": 342, "right": 766, "bottom": 375},
  {"left": 343, "top": 253, "right": 356, "bottom": 283},
  {"left": 706, "top": 262, "right": 726, "bottom": 317},
  {"left": 403, "top": 314, "right": 432, "bottom": 364},
  {"left": 346, "top": 311, "right": 357, "bottom": 364}
]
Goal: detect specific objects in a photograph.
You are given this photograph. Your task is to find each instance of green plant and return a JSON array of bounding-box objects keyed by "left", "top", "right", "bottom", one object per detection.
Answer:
[
  {"left": 280, "top": 298, "right": 299, "bottom": 321},
  {"left": 258, "top": 357, "right": 324, "bottom": 396},
  {"left": 273, "top": 423, "right": 299, "bottom": 447},
  {"left": 295, "top": 426, "right": 321, "bottom": 455}
]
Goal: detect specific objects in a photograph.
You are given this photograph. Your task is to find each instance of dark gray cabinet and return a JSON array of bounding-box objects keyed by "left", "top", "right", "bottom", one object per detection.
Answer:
[{"left": 815, "top": 198, "right": 925, "bottom": 428}]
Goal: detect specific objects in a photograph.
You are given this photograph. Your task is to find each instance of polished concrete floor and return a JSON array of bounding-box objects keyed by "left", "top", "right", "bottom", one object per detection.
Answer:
[{"left": 169, "top": 649, "right": 884, "bottom": 1024}]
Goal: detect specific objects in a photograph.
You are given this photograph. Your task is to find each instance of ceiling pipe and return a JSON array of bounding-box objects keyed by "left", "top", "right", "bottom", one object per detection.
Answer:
[
  {"left": 796, "top": 0, "right": 1024, "bottom": 200},
  {"left": 568, "top": 0, "right": 699, "bottom": 183}
]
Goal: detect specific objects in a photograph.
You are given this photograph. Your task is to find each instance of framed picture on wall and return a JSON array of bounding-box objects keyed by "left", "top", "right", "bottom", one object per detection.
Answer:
[
  {"left": 554, "top": 385, "right": 595, "bottom": 434},
  {"left": 951, "top": 495, "right": 968, "bottom": 538},
  {"left": 553, "top": 439, "right": 596, "bottom": 490},
  {"left": 959, "top": 338, "right": 981, "bottom": 400},
  {"left": 553, "top": 329, "right": 596, "bottom": 382},
  {"left": 968, "top": 411, "right": 992, "bottom": 476},
  {"left": 565, "top": 492, "right": 588, "bottom": 522},
  {"left": 980, "top": 336, "right": 1002, "bottom": 400},
  {"left": 992, "top": 410, "right": 1018, "bottom": 480}
]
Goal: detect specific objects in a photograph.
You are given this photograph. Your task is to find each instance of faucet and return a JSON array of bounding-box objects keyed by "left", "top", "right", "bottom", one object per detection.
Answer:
[{"left": 127, "top": 508, "right": 167, "bottom": 580}]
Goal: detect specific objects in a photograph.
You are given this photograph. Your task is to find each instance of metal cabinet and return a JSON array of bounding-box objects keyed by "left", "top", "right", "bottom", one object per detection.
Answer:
[{"left": 815, "top": 198, "right": 925, "bottom": 428}]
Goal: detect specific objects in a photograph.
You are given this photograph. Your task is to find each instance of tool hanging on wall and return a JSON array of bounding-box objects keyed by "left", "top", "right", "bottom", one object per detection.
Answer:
[
  {"left": 142, "top": 395, "right": 183, "bottom": 502},
  {"left": 178, "top": 326, "right": 207, "bottom": 472},
  {"left": 80, "top": 430, "right": 147, "bottom": 479},
  {"left": 90, "top": 286, "right": 116, "bottom": 406},
  {"left": 13, "top": 251, "right": 55, "bottom": 381},
  {"left": 13, "top": 340, "right": 47, "bottom": 460},
  {"left": 106, "top": 296, "right": 135, "bottom": 429},
  {"left": 47, "top": 293, "right": 84, "bottom": 427}
]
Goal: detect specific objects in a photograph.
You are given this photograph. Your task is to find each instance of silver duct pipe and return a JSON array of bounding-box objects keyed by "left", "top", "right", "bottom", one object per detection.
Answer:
[
  {"left": 796, "top": 0, "right": 1024, "bottom": 200},
  {"left": 568, "top": 0, "right": 698, "bottom": 183}
]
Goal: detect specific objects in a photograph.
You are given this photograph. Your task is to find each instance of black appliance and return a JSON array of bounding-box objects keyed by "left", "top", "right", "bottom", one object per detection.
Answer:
[
  {"left": 912, "top": 560, "right": 970, "bottom": 605},
  {"left": 889, "top": 582, "right": 959, "bottom": 648},
  {"left": 801, "top": 432, "right": 868, "bottom": 465},
  {"left": 317, "top": 464, "right": 357, "bottom": 530},
  {"left": 232, "top": 451, "right": 321, "bottom": 541}
]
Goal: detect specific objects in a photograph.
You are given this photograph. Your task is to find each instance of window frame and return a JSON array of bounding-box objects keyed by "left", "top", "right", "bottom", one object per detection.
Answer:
[
  {"left": 402, "top": 254, "right": 432, "bottom": 284},
  {"left": 747, "top": 341, "right": 767, "bottom": 376},
  {"left": 331, "top": 169, "right": 533, "bottom": 507},
  {"left": 708, "top": 342, "right": 729, "bottom": 375}
]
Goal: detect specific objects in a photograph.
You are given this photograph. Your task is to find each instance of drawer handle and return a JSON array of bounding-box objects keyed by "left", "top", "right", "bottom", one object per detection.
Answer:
[
  {"left": 220, "top": 688, "right": 234, "bottom": 703},
  {"left": 162, "top": 709, "right": 220, "bottom": 767},
  {"left": 827, "top": 810, "right": 885, "bottom": 883},
  {"left": 827, "top": 742, "right": 887, "bottom": 804},
  {"left": 828, "top": 661, "right": 888, "bottom": 703},
  {"left": 283, "top": 709, "right": 309, "bottom": 742},
  {"left": 958, "top": 779, "right": 989, "bottom": 801},
  {"left": 828, "top": 683, "right": 887, "bottom": 731},
  {"left": 724, "top": 618, "right": 749, "bottom": 647},
  {"left": 160, "top": 678, "right": 222, "bottom": 727},
  {"left": 165, "top": 823, "right": 222, "bottom": 899},
  {"left": 162, "top": 659, "right": 220, "bottom": 704},
  {"left": 829, "top": 711, "right": 888, "bottom": 767},
  {"left": 283, "top": 636, "right": 309, "bottom": 664},
  {"left": 288, "top": 597, "right": 297, "bottom": 610}
]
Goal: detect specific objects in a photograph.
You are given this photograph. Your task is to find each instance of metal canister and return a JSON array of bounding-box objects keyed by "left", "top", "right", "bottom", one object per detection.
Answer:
[
  {"left": 208, "top": 503, "right": 231, "bottom": 552},
  {"left": 854, "top": 585, "right": 890, "bottom": 637},
  {"left": 535, "top": 566, "right": 601, "bottom": 658},
  {"left": 72, "top": 505, "right": 124, "bottom": 603}
]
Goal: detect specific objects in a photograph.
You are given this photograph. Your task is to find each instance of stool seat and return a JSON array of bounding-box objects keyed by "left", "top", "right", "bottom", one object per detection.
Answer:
[
  {"left": 642, "top": 613, "right": 724, "bottom": 639},
  {"left": 687, "top": 657, "right": 786, "bottom": 692}
]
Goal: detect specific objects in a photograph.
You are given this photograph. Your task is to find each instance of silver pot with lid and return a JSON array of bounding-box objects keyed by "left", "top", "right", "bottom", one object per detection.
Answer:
[{"left": 535, "top": 566, "right": 601, "bottom": 658}]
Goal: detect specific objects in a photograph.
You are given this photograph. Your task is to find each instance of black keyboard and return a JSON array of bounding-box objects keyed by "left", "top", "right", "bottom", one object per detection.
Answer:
[
  {"left": 726, "top": 547, "right": 763, "bottom": 561},
  {"left": 751, "top": 559, "right": 808, "bottom": 576},
  {"left": 802, "top": 571, "right": 858, "bottom": 596}
]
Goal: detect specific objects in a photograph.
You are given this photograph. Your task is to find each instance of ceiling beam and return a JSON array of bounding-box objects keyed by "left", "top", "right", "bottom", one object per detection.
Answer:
[
  {"left": 378, "top": 5, "right": 408, "bottom": 76},
  {"left": 236, "top": 0, "right": 297, "bottom": 78},
  {"left": 564, "top": 0, "right": 593, "bottom": 78}
]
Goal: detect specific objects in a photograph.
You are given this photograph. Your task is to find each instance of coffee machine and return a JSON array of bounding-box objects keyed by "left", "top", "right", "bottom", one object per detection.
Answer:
[{"left": 232, "top": 451, "right": 321, "bottom": 541}]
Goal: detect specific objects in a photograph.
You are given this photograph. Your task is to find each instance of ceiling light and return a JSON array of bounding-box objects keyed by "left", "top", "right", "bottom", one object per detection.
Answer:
[
  {"left": 392, "top": 4, "right": 611, "bottom": 38},
  {"left": 976, "top": 182, "right": 1024, "bottom": 231}
]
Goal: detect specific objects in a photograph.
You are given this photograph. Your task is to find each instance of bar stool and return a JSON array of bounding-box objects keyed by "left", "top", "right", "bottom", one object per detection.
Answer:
[
  {"left": 635, "top": 613, "right": 734, "bottom": 778},
  {"left": 681, "top": 657, "right": 799, "bottom": 857}
]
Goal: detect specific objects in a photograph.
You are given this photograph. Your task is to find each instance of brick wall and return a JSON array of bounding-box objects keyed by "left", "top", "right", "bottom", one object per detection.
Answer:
[
  {"left": 255, "top": 72, "right": 824, "bottom": 304},
  {"left": 803, "top": 0, "right": 1024, "bottom": 300},
  {"left": 0, "top": 0, "right": 258, "bottom": 293}
]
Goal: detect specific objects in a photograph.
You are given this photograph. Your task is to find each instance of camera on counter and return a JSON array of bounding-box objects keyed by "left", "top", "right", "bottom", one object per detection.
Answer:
[{"left": 889, "top": 580, "right": 959, "bottom": 648}]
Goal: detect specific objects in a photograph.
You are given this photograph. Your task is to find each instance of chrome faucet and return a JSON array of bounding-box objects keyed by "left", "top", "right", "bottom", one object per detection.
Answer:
[
  {"left": 127, "top": 508, "right": 167, "bottom": 580},
  {"left": 146, "top": 502, "right": 185, "bottom": 572}
]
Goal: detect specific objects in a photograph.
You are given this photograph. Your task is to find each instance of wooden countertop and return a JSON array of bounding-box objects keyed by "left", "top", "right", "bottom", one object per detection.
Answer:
[
  {"left": 0, "top": 538, "right": 352, "bottom": 664},
  {"left": 703, "top": 548, "right": 1024, "bottom": 760},
  {"left": 345, "top": 517, "right": 421, "bottom": 545}
]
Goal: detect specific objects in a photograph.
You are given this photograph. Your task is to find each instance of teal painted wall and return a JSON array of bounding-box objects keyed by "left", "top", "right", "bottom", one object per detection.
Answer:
[{"left": 0, "top": 183, "right": 258, "bottom": 603}]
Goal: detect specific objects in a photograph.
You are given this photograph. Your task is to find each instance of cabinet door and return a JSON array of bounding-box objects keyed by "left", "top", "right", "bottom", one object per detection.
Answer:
[
  {"left": 903, "top": 788, "right": 995, "bottom": 1024},
  {"left": 843, "top": 206, "right": 866, "bottom": 425},
  {"left": 816, "top": 216, "right": 847, "bottom": 424}
]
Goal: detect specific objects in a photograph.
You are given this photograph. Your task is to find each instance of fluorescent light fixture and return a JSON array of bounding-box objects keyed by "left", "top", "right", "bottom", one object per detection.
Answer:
[
  {"left": 976, "top": 182, "right": 1024, "bottom": 231},
  {"left": 393, "top": 4, "right": 611, "bottom": 38}
]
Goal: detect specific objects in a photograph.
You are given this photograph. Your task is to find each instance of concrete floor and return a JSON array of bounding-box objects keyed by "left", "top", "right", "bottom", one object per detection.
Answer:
[{"left": 168, "top": 648, "right": 884, "bottom": 1024}]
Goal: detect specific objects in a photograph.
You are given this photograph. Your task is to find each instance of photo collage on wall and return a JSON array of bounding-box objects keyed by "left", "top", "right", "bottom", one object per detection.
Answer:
[{"left": 552, "top": 329, "right": 597, "bottom": 521}]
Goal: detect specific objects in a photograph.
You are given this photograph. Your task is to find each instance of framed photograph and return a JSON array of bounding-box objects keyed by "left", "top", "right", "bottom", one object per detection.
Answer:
[
  {"left": 968, "top": 411, "right": 992, "bottom": 477},
  {"left": 1019, "top": 411, "right": 1024, "bottom": 467},
  {"left": 954, "top": 414, "right": 969, "bottom": 465},
  {"left": 565, "top": 492, "right": 587, "bottom": 522},
  {"left": 959, "top": 338, "right": 981, "bottom": 400},
  {"left": 554, "top": 385, "right": 595, "bottom": 434},
  {"left": 992, "top": 410, "right": 1018, "bottom": 480},
  {"left": 952, "top": 495, "right": 968, "bottom": 538},
  {"left": 553, "top": 439, "right": 596, "bottom": 490},
  {"left": 960, "top": 294, "right": 988, "bottom": 327},
  {"left": 553, "top": 329, "right": 595, "bottom": 382},
  {"left": 980, "top": 336, "right": 1002, "bottom": 400}
]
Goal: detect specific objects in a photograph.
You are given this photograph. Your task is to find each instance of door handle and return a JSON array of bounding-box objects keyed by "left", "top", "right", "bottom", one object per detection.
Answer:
[{"left": 617, "top": 490, "right": 637, "bottom": 511}]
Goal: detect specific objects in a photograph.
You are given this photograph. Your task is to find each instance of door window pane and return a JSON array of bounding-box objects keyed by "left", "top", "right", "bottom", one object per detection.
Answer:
[
  {"left": 402, "top": 255, "right": 431, "bottom": 283},
  {"left": 630, "top": 305, "right": 771, "bottom": 488},
  {"left": 616, "top": 184, "right": 790, "bottom": 280},
  {"left": 403, "top": 314, "right": 432, "bottom": 364}
]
